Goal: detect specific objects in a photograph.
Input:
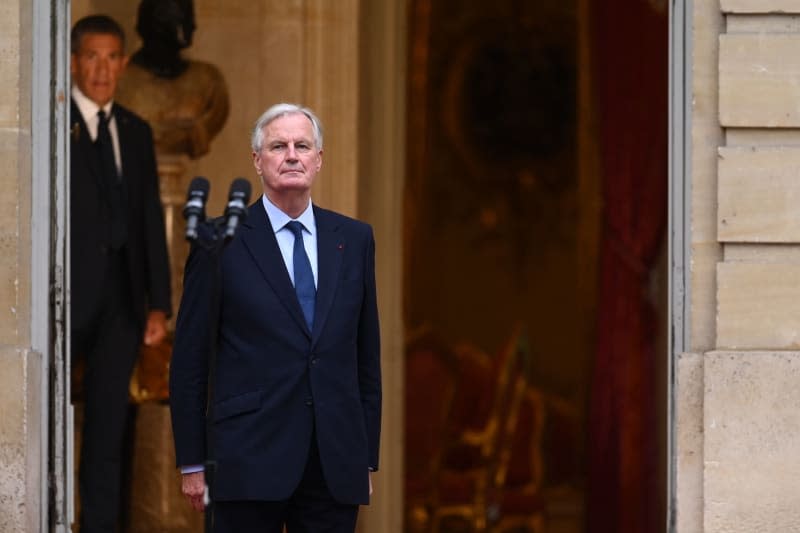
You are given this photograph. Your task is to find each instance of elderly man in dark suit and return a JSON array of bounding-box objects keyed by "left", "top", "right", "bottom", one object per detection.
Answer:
[
  {"left": 70, "top": 15, "right": 171, "bottom": 533},
  {"left": 169, "top": 103, "right": 381, "bottom": 532}
]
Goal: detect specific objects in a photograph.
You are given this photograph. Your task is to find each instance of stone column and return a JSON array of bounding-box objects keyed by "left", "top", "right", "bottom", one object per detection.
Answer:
[
  {"left": 356, "top": 1, "right": 407, "bottom": 531},
  {"left": 0, "top": 0, "right": 45, "bottom": 531}
]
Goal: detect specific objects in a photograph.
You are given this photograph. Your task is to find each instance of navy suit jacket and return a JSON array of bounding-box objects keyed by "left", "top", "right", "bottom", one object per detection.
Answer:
[
  {"left": 70, "top": 99, "right": 171, "bottom": 332},
  {"left": 169, "top": 201, "right": 381, "bottom": 505}
]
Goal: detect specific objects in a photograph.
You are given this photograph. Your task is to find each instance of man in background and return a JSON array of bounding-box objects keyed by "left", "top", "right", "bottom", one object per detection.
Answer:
[
  {"left": 169, "top": 103, "right": 381, "bottom": 532},
  {"left": 70, "top": 15, "right": 171, "bottom": 533}
]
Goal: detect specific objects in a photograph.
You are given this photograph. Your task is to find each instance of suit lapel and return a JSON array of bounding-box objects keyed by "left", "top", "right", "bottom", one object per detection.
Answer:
[
  {"left": 240, "top": 201, "right": 312, "bottom": 338},
  {"left": 311, "top": 206, "right": 344, "bottom": 347}
]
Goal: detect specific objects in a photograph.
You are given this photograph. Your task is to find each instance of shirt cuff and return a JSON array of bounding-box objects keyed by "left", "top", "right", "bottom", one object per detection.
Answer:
[{"left": 180, "top": 464, "right": 205, "bottom": 474}]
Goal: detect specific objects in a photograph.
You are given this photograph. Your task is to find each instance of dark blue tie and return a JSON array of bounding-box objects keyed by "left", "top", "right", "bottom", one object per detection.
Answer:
[{"left": 286, "top": 221, "right": 315, "bottom": 330}]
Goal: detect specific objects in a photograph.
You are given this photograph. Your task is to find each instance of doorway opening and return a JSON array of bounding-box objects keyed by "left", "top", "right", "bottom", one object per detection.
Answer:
[{"left": 402, "top": 1, "right": 669, "bottom": 531}]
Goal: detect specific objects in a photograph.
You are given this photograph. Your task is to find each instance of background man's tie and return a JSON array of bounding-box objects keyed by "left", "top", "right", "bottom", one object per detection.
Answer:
[
  {"left": 286, "top": 221, "right": 316, "bottom": 330},
  {"left": 96, "top": 109, "right": 127, "bottom": 249}
]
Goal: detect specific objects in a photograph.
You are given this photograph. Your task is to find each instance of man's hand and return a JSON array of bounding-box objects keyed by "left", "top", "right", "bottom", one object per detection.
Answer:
[
  {"left": 181, "top": 471, "right": 206, "bottom": 512},
  {"left": 143, "top": 310, "right": 168, "bottom": 346},
  {"left": 369, "top": 471, "right": 373, "bottom": 496}
]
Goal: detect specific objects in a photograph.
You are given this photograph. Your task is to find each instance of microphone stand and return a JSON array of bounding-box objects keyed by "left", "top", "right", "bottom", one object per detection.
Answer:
[
  {"left": 186, "top": 218, "right": 231, "bottom": 533},
  {"left": 182, "top": 179, "right": 250, "bottom": 533}
]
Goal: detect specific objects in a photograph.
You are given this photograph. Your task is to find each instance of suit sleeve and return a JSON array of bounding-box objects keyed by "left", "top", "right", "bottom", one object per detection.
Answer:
[
  {"left": 169, "top": 241, "right": 213, "bottom": 467},
  {"left": 140, "top": 121, "right": 172, "bottom": 316},
  {"left": 357, "top": 227, "right": 382, "bottom": 471}
]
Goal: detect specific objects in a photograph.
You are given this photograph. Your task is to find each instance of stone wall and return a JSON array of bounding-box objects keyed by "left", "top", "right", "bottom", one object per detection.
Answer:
[
  {"left": 0, "top": 0, "right": 43, "bottom": 531},
  {"left": 677, "top": 1, "right": 800, "bottom": 531}
]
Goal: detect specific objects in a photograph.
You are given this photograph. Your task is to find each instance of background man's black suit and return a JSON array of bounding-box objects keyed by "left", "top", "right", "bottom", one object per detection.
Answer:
[
  {"left": 70, "top": 98, "right": 171, "bottom": 532},
  {"left": 70, "top": 100, "right": 171, "bottom": 332}
]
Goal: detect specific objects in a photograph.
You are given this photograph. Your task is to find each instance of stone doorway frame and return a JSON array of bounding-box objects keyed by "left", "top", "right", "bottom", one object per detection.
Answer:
[
  {"left": 668, "top": 0, "right": 692, "bottom": 532},
  {"left": 34, "top": 0, "right": 71, "bottom": 531}
]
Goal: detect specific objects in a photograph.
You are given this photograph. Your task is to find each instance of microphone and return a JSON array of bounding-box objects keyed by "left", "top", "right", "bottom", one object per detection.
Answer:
[
  {"left": 223, "top": 178, "right": 252, "bottom": 241},
  {"left": 183, "top": 176, "right": 210, "bottom": 241}
]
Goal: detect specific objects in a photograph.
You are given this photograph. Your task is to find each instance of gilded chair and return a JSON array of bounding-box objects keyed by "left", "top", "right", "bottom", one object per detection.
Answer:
[
  {"left": 489, "top": 383, "right": 547, "bottom": 533},
  {"left": 430, "top": 328, "right": 528, "bottom": 532}
]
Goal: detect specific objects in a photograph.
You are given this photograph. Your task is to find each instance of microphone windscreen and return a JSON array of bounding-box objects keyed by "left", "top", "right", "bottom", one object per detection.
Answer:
[
  {"left": 187, "top": 176, "right": 210, "bottom": 199},
  {"left": 229, "top": 178, "right": 251, "bottom": 204}
]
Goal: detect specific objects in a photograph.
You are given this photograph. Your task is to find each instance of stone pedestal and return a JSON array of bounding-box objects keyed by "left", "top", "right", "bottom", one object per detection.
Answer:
[{"left": 128, "top": 403, "right": 203, "bottom": 533}]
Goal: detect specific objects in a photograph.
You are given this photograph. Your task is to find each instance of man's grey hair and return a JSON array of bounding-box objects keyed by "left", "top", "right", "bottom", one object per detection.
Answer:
[{"left": 251, "top": 103, "right": 324, "bottom": 152}]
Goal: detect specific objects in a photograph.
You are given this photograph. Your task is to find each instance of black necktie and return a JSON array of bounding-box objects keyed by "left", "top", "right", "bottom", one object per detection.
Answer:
[
  {"left": 286, "top": 221, "right": 316, "bottom": 330},
  {"left": 96, "top": 109, "right": 127, "bottom": 249}
]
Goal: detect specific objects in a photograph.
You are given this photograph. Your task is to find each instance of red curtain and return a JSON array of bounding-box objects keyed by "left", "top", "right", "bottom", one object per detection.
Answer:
[{"left": 587, "top": 1, "right": 668, "bottom": 532}]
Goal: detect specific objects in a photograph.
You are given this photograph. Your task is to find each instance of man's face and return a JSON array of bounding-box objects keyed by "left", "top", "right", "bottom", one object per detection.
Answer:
[
  {"left": 71, "top": 33, "right": 127, "bottom": 106},
  {"left": 253, "top": 113, "right": 323, "bottom": 197}
]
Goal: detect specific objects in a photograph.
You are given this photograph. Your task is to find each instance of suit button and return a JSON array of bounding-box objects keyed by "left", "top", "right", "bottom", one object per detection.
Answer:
[
  {"left": 310, "top": 358, "right": 318, "bottom": 366},
  {"left": 305, "top": 397, "right": 313, "bottom": 406}
]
